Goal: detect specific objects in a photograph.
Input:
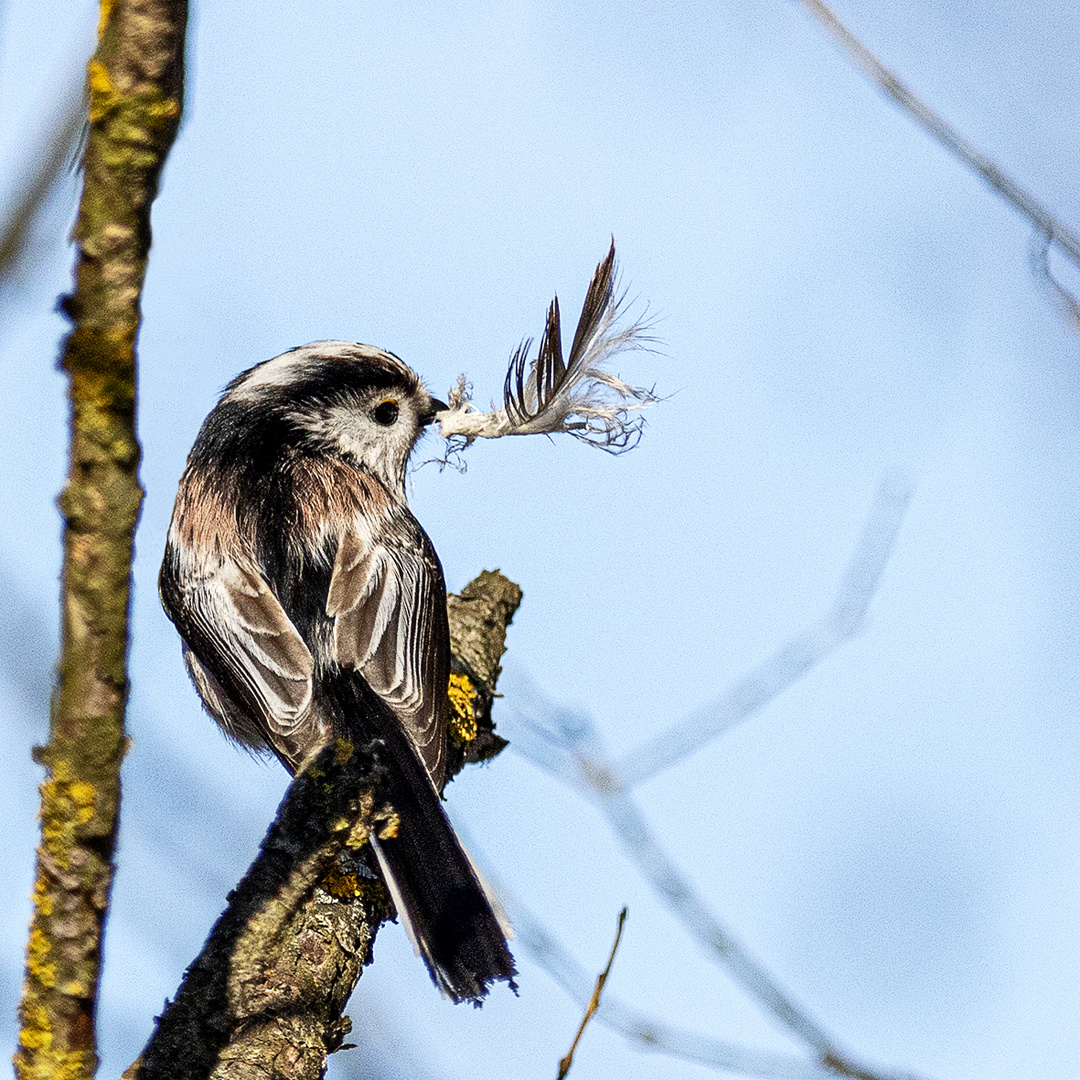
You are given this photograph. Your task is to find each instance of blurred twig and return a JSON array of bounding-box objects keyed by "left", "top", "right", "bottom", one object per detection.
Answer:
[
  {"left": 1030, "top": 229, "right": 1080, "bottom": 333},
  {"left": 0, "top": 563, "right": 55, "bottom": 715},
  {"left": 507, "top": 700, "right": 892, "bottom": 1080},
  {"left": 618, "top": 476, "right": 911, "bottom": 787},
  {"left": 557, "top": 907, "right": 627, "bottom": 1080},
  {"left": 796, "top": 0, "right": 1080, "bottom": 281},
  {"left": 467, "top": 846, "right": 906, "bottom": 1080},
  {"left": 533, "top": 919, "right": 828, "bottom": 1079},
  {"left": 0, "top": 73, "right": 85, "bottom": 288},
  {"left": 502, "top": 479, "right": 919, "bottom": 1080}
]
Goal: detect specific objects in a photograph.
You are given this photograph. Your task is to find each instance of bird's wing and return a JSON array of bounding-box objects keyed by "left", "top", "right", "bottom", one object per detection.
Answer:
[
  {"left": 326, "top": 495, "right": 450, "bottom": 791},
  {"left": 160, "top": 550, "right": 315, "bottom": 744}
]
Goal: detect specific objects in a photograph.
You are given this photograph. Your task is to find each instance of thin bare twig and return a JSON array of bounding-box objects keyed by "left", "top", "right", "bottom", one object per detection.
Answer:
[
  {"left": 796, "top": 0, "right": 1080, "bottom": 274},
  {"left": 506, "top": 700, "right": 931, "bottom": 1080},
  {"left": 557, "top": 907, "right": 628, "bottom": 1079},
  {"left": 523, "top": 903, "right": 898, "bottom": 1079},
  {"left": 505, "top": 698, "right": 874, "bottom": 1076}
]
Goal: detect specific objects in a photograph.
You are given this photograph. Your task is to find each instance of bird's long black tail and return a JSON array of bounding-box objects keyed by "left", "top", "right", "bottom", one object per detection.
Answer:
[{"left": 320, "top": 671, "right": 516, "bottom": 1003}]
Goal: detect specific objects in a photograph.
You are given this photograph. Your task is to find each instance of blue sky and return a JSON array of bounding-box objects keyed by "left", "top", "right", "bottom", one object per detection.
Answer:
[{"left": 2, "top": 1, "right": 1079, "bottom": 1078}]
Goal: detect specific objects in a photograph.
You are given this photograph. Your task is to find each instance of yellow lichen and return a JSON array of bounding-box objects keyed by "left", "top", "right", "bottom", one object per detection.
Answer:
[
  {"left": 69, "top": 782, "right": 96, "bottom": 825},
  {"left": 147, "top": 98, "right": 181, "bottom": 120},
  {"left": 27, "top": 929, "right": 51, "bottom": 960},
  {"left": 26, "top": 926, "right": 56, "bottom": 988},
  {"left": 15, "top": 1043, "right": 90, "bottom": 1080},
  {"left": 322, "top": 867, "right": 363, "bottom": 899},
  {"left": 321, "top": 866, "right": 387, "bottom": 905},
  {"left": 447, "top": 672, "right": 478, "bottom": 744},
  {"left": 86, "top": 59, "right": 121, "bottom": 122},
  {"left": 38, "top": 769, "right": 98, "bottom": 868},
  {"left": 332, "top": 737, "right": 354, "bottom": 765},
  {"left": 32, "top": 877, "right": 53, "bottom": 918},
  {"left": 17, "top": 1000, "right": 51, "bottom": 1050},
  {"left": 17, "top": 1028, "right": 50, "bottom": 1052},
  {"left": 375, "top": 811, "right": 400, "bottom": 841},
  {"left": 96, "top": 0, "right": 114, "bottom": 40},
  {"left": 345, "top": 818, "right": 371, "bottom": 849}
]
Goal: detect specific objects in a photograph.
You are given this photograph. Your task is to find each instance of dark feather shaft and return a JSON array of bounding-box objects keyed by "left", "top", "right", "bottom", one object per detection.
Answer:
[
  {"left": 503, "top": 338, "right": 531, "bottom": 426},
  {"left": 537, "top": 297, "right": 565, "bottom": 410},
  {"left": 567, "top": 239, "right": 615, "bottom": 367},
  {"left": 502, "top": 240, "right": 625, "bottom": 427}
]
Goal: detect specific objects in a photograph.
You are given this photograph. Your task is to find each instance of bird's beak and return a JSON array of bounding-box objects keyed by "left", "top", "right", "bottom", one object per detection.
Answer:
[{"left": 422, "top": 398, "right": 449, "bottom": 425}]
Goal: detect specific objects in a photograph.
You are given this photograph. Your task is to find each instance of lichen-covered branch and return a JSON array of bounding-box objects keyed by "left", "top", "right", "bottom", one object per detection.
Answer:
[
  {"left": 125, "top": 571, "right": 521, "bottom": 1080},
  {"left": 15, "top": 3, "right": 187, "bottom": 1079}
]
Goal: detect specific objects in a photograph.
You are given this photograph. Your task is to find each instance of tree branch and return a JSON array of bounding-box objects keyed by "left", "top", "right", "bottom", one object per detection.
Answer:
[
  {"left": 617, "top": 476, "right": 911, "bottom": 787},
  {"left": 499, "top": 481, "right": 922, "bottom": 1080},
  {"left": 15, "top": 3, "right": 187, "bottom": 1079},
  {"left": 556, "top": 907, "right": 627, "bottom": 1079},
  {"left": 796, "top": 0, "right": 1080, "bottom": 274},
  {"left": 501, "top": 879, "right": 870, "bottom": 1080},
  {"left": 125, "top": 571, "right": 521, "bottom": 1080}
]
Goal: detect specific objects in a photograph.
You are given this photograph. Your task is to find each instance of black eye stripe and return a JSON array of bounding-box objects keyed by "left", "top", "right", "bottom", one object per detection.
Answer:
[{"left": 372, "top": 400, "right": 399, "bottom": 426}]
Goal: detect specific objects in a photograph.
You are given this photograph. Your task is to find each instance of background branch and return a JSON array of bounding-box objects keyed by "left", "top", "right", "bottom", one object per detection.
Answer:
[
  {"left": 510, "top": 701, "right": 894, "bottom": 1080},
  {"left": 0, "top": 72, "right": 85, "bottom": 289},
  {"left": 126, "top": 571, "right": 521, "bottom": 1080},
  {"left": 617, "top": 476, "right": 911, "bottom": 788},
  {"left": 499, "top": 481, "right": 920, "bottom": 1080},
  {"left": 501, "top": 882, "right": 872, "bottom": 1080},
  {"left": 15, "top": 3, "right": 187, "bottom": 1079},
  {"left": 796, "top": 0, "right": 1080, "bottom": 285}
]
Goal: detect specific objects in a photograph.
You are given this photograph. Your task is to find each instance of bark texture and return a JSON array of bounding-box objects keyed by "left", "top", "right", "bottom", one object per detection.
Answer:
[
  {"left": 14, "top": 3, "right": 187, "bottom": 1079},
  {"left": 125, "top": 571, "right": 521, "bottom": 1080}
]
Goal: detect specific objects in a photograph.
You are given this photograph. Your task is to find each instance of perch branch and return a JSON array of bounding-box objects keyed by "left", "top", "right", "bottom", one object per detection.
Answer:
[{"left": 124, "top": 571, "right": 521, "bottom": 1080}]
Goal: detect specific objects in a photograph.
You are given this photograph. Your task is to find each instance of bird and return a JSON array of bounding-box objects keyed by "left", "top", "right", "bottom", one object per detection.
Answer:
[{"left": 159, "top": 340, "right": 517, "bottom": 1003}]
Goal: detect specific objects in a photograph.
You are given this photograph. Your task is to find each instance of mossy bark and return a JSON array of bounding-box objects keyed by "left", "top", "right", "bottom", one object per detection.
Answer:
[
  {"left": 15, "top": 3, "right": 187, "bottom": 1079},
  {"left": 125, "top": 572, "right": 521, "bottom": 1080}
]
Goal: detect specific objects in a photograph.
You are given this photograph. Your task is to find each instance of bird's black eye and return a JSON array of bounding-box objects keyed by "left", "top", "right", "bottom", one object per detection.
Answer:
[{"left": 372, "top": 399, "right": 399, "bottom": 426}]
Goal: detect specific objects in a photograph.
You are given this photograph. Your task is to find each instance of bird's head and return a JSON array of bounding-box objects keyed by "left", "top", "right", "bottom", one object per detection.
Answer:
[{"left": 219, "top": 341, "right": 447, "bottom": 495}]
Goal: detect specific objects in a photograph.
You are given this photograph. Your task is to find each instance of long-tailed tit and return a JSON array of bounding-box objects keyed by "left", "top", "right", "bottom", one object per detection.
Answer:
[
  {"left": 159, "top": 342, "right": 515, "bottom": 1002},
  {"left": 160, "top": 243, "right": 653, "bottom": 1003}
]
